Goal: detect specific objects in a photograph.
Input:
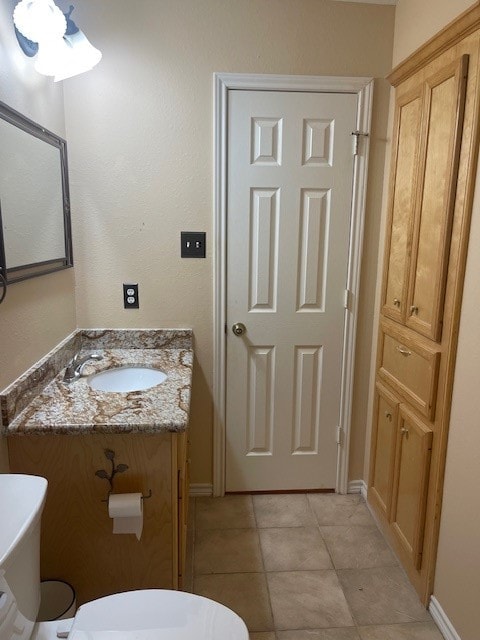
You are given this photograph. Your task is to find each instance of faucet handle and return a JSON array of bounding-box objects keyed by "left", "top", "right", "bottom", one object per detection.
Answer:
[
  {"left": 86, "top": 353, "right": 102, "bottom": 361},
  {"left": 73, "top": 351, "right": 102, "bottom": 363}
]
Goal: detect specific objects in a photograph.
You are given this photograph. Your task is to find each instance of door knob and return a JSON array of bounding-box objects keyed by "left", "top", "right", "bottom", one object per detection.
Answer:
[{"left": 232, "top": 322, "right": 246, "bottom": 336}]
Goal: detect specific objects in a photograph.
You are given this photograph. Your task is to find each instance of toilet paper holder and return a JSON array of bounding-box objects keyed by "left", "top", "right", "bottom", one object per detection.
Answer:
[
  {"left": 95, "top": 448, "right": 153, "bottom": 503},
  {"left": 100, "top": 489, "right": 152, "bottom": 504}
]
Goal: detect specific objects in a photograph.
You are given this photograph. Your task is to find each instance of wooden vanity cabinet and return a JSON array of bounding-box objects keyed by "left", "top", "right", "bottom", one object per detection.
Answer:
[
  {"left": 8, "top": 431, "right": 189, "bottom": 604},
  {"left": 368, "top": 8, "right": 480, "bottom": 605}
]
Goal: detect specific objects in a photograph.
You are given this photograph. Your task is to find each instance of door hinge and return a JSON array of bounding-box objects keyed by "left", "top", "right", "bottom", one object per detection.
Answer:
[
  {"left": 351, "top": 130, "right": 369, "bottom": 156},
  {"left": 336, "top": 426, "right": 344, "bottom": 446},
  {"left": 343, "top": 289, "right": 353, "bottom": 311}
]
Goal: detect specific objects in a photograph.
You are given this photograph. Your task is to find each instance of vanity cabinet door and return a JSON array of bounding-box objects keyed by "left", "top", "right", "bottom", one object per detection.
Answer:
[
  {"left": 406, "top": 57, "right": 468, "bottom": 341},
  {"left": 8, "top": 432, "right": 178, "bottom": 603},
  {"left": 368, "top": 382, "right": 399, "bottom": 519},
  {"left": 390, "top": 406, "right": 433, "bottom": 570}
]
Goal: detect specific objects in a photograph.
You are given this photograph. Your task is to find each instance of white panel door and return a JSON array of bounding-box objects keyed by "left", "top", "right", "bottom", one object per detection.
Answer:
[{"left": 226, "top": 90, "right": 357, "bottom": 491}]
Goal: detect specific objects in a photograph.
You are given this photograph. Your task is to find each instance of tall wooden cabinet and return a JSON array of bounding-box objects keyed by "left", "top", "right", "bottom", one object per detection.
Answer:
[{"left": 368, "top": 7, "right": 480, "bottom": 604}]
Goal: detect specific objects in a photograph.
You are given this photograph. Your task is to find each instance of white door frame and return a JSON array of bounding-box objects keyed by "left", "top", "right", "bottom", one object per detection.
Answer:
[{"left": 213, "top": 72, "right": 373, "bottom": 497}]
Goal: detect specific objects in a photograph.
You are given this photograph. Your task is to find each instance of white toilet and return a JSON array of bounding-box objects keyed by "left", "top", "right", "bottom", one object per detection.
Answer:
[{"left": 0, "top": 474, "right": 248, "bottom": 640}]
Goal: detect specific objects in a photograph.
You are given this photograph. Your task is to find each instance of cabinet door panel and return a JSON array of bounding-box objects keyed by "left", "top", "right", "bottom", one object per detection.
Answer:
[
  {"left": 368, "top": 382, "right": 399, "bottom": 518},
  {"left": 407, "top": 56, "right": 468, "bottom": 341},
  {"left": 382, "top": 88, "right": 423, "bottom": 324},
  {"left": 8, "top": 433, "right": 175, "bottom": 604},
  {"left": 390, "top": 406, "right": 433, "bottom": 570}
]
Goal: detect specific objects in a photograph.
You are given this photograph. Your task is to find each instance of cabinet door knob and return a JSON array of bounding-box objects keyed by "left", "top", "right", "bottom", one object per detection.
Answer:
[
  {"left": 401, "top": 427, "right": 409, "bottom": 436},
  {"left": 385, "top": 412, "right": 392, "bottom": 421},
  {"left": 393, "top": 298, "right": 401, "bottom": 307},
  {"left": 396, "top": 345, "right": 411, "bottom": 356},
  {"left": 410, "top": 305, "right": 419, "bottom": 315}
]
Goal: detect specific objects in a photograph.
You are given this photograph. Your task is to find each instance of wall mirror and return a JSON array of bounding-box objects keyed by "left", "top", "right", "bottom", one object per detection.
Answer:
[{"left": 0, "top": 100, "right": 73, "bottom": 289}]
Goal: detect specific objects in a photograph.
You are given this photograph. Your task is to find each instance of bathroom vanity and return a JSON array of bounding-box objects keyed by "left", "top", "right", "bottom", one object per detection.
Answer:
[{"left": 1, "top": 329, "right": 193, "bottom": 605}]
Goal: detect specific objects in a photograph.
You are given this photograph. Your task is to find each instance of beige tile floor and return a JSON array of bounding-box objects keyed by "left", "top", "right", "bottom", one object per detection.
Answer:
[{"left": 184, "top": 493, "right": 444, "bottom": 640}]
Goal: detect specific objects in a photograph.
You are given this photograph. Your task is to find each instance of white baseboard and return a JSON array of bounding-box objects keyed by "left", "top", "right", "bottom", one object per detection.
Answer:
[
  {"left": 191, "top": 481, "right": 368, "bottom": 499},
  {"left": 347, "top": 479, "right": 367, "bottom": 499},
  {"left": 429, "top": 596, "right": 462, "bottom": 640},
  {"left": 189, "top": 483, "right": 213, "bottom": 497}
]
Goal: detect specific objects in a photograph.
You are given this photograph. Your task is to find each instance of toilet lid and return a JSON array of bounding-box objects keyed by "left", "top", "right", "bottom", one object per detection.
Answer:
[{"left": 69, "top": 590, "right": 248, "bottom": 640}]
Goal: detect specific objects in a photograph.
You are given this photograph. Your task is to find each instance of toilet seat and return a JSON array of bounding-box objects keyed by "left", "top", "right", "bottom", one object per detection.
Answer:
[{"left": 68, "top": 590, "right": 248, "bottom": 640}]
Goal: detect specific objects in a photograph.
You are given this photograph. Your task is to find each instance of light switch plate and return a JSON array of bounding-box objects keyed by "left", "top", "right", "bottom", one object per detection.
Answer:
[{"left": 181, "top": 232, "right": 206, "bottom": 258}]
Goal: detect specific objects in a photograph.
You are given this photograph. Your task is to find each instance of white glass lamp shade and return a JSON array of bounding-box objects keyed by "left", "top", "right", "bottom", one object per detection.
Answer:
[
  {"left": 34, "top": 37, "right": 71, "bottom": 76},
  {"left": 13, "top": 0, "right": 66, "bottom": 43},
  {"left": 54, "top": 29, "right": 102, "bottom": 82},
  {"left": 13, "top": 0, "right": 102, "bottom": 82}
]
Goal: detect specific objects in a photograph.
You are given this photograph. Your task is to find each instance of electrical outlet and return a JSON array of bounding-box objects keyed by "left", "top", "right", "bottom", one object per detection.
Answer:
[
  {"left": 123, "top": 283, "right": 139, "bottom": 309},
  {"left": 181, "top": 232, "right": 206, "bottom": 258}
]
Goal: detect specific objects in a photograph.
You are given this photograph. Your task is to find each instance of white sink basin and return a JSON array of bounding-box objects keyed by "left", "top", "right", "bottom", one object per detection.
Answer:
[{"left": 88, "top": 366, "right": 167, "bottom": 392}]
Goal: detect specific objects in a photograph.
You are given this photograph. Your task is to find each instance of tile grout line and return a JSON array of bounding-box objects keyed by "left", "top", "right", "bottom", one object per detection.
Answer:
[
  {"left": 252, "top": 494, "right": 277, "bottom": 636},
  {"left": 307, "top": 493, "right": 365, "bottom": 634},
  {"left": 306, "top": 493, "right": 338, "bottom": 569}
]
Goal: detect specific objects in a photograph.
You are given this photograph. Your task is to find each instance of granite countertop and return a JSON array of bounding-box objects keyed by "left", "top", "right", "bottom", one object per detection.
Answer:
[{"left": 1, "top": 329, "right": 193, "bottom": 436}]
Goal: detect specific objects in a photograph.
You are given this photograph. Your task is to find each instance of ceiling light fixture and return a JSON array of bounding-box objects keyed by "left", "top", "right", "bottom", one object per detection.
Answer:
[{"left": 13, "top": 0, "right": 102, "bottom": 82}]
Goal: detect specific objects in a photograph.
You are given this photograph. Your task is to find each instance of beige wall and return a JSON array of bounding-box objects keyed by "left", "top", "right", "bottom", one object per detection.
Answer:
[
  {"left": 392, "top": 0, "right": 476, "bottom": 66},
  {"left": 387, "top": 1, "right": 480, "bottom": 638},
  {"left": 435, "top": 168, "right": 480, "bottom": 640},
  {"left": 0, "top": 0, "right": 76, "bottom": 472},
  {"left": 63, "top": 0, "right": 395, "bottom": 485}
]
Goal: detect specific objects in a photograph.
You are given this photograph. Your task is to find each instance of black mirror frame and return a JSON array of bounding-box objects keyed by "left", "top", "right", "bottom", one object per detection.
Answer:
[{"left": 0, "top": 100, "right": 73, "bottom": 285}]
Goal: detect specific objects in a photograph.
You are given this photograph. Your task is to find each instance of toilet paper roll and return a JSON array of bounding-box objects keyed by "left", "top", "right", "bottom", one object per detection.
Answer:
[{"left": 108, "top": 493, "right": 143, "bottom": 541}]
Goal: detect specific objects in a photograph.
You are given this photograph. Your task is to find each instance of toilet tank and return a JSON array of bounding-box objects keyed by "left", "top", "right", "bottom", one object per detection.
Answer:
[{"left": 0, "top": 474, "right": 48, "bottom": 640}]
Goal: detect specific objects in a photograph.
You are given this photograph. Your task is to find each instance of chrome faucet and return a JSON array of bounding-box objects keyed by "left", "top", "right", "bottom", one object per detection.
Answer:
[{"left": 63, "top": 352, "right": 103, "bottom": 383}]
